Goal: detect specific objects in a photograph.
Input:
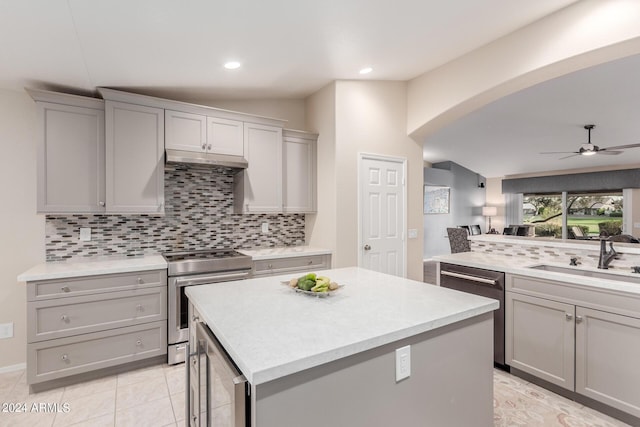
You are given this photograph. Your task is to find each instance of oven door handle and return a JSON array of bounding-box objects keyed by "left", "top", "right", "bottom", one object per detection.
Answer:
[
  {"left": 441, "top": 270, "right": 498, "bottom": 286},
  {"left": 175, "top": 271, "right": 250, "bottom": 287}
]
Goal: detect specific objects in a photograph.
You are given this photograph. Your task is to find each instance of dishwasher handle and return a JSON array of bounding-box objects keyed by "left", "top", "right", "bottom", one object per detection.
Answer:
[{"left": 441, "top": 270, "right": 498, "bottom": 286}]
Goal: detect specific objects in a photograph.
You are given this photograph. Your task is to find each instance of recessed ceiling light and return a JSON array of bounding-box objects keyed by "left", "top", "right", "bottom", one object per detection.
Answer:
[
  {"left": 359, "top": 67, "right": 373, "bottom": 75},
  {"left": 224, "top": 61, "right": 241, "bottom": 70}
]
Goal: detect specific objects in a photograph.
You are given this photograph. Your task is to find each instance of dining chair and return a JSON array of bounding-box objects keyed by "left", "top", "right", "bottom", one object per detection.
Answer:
[{"left": 447, "top": 227, "right": 471, "bottom": 253}]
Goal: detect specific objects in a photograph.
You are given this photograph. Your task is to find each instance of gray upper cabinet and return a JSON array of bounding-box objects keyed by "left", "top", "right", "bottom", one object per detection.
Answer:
[
  {"left": 164, "top": 110, "right": 206, "bottom": 153},
  {"left": 207, "top": 116, "right": 244, "bottom": 156},
  {"left": 29, "top": 90, "right": 106, "bottom": 213},
  {"left": 105, "top": 101, "right": 165, "bottom": 214},
  {"left": 165, "top": 109, "right": 244, "bottom": 156},
  {"left": 283, "top": 130, "right": 317, "bottom": 213},
  {"left": 234, "top": 123, "right": 283, "bottom": 213}
]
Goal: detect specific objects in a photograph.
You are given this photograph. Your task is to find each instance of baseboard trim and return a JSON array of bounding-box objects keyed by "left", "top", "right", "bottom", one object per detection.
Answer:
[{"left": 0, "top": 363, "right": 26, "bottom": 374}]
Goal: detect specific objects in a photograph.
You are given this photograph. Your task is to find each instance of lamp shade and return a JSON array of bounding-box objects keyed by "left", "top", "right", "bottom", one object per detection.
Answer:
[{"left": 482, "top": 206, "right": 497, "bottom": 217}]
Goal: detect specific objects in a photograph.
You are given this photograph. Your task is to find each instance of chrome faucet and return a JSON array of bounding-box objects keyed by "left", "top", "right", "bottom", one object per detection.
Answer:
[{"left": 598, "top": 239, "right": 617, "bottom": 269}]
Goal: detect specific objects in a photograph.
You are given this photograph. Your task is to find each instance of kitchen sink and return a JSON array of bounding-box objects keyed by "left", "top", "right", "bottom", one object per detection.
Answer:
[{"left": 528, "top": 264, "right": 640, "bottom": 284}]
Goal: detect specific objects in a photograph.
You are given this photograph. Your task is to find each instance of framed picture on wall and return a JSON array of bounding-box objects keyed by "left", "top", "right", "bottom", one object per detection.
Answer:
[{"left": 424, "top": 185, "right": 450, "bottom": 214}]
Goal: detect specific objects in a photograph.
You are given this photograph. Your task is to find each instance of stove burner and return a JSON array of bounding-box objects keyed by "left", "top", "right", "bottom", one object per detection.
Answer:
[{"left": 162, "top": 248, "right": 252, "bottom": 276}]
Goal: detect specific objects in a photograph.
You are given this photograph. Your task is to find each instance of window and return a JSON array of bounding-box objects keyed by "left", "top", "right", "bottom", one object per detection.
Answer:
[
  {"left": 522, "top": 191, "right": 623, "bottom": 238},
  {"left": 523, "top": 194, "right": 563, "bottom": 237},
  {"left": 566, "top": 192, "right": 623, "bottom": 238}
]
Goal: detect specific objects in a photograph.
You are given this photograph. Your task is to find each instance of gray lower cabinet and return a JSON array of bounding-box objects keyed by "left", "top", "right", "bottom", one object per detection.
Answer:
[
  {"left": 26, "top": 270, "right": 167, "bottom": 386},
  {"left": 506, "top": 274, "right": 640, "bottom": 419},
  {"left": 506, "top": 292, "right": 575, "bottom": 390},
  {"left": 575, "top": 306, "right": 640, "bottom": 417},
  {"left": 252, "top": 254, "right": 331, "bottom": 277}
]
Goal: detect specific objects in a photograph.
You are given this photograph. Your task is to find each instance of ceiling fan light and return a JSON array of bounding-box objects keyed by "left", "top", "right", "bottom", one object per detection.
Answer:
[{"left": 581, "top": 150, "right": 597, "bottom": 156}]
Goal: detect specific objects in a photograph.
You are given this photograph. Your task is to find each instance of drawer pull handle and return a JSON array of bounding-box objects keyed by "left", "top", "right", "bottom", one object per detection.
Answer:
[
  {"left": 61, "top": 354, "right": 68, "bottom": 361},
  {"left": 268, "top": 264, "right": 273, "bottom": 269},
  {"left": 136, "top": 339, "right": 142, "bottom": 346},
  {"left": 60, "top": 315, "right": 68, "bottom": 322},
  {"left": 308, "top": 260, "right": 313, "bottom": 264},
  {"left": 565, "top": 313, "right": 573, "bottom": 321},
  {"left": 137, "top": 277, "right": 143, "bottom": 284},
  {"left": 61, "top": 286, "right": 70, "bottom": 293},
  {"left": 136, "top": 304, "right": 143, "bottom": 312}
]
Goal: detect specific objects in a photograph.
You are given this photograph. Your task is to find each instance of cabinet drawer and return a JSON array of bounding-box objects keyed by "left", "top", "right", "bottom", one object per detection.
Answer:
[
  {"left": 27, "top": 270, "right": 167, "bottom": 301},
  {"left": 28, "top": 287, "right": 167, "bottom": 342},
  {"left": 27, "top": 321, "right": 166, "bottom": 384},
  {"left": 253, "top": 255, "right": 329, "bottom": 276}
]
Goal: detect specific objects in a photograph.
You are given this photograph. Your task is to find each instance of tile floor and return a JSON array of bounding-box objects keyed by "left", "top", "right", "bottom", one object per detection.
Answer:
[{"left": 0, "top": 364, "right": 632, "bottom": 427}]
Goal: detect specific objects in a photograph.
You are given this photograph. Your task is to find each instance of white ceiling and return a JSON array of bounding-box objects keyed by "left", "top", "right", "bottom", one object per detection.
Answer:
[
  {"left": 423, "top": 53, "right": 640, "bottom": 178},
  {"left": 0, "top": 0, "right": 576, "bottom": 101}
]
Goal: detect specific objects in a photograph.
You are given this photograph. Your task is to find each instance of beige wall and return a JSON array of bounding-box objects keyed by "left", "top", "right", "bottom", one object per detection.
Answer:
[
  {"left": 485, "top": 177, "right": 505, "bottom": 233},
  {"left": 0, "top": 89, "right": 43, "bottom": 369},
  {"left": 306, "top": 81, "right": 424, "bottom": 280},
  {"left": 407, "top": 0, "right": 640, "bottom": 141},
  {"left": 305, "top": 83, "right": 337, "bottom": 258}
]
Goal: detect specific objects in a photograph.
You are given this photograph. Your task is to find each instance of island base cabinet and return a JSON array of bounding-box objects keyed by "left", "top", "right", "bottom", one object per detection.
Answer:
[
  {"left": 252, "top": 313, "right": 494, "bottom": 427},
  {"left": 506, "top": 292, "right": 575, "bottom": 391},
  {"left": 576, "top": 307, "right": 640, "bottom": 418}
]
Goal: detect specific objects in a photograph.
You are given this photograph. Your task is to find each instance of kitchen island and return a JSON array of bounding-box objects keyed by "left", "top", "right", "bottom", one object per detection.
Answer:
[{"left": 185, "top": 266, "right": 498, "bottom": 427}]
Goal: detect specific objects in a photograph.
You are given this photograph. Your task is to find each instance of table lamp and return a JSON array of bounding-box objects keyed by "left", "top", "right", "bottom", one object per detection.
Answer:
[{"left": 482, "top": 206, "right": 497, "bottom": 233}]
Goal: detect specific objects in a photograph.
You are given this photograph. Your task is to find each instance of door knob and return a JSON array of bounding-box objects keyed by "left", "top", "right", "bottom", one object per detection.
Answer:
[{"left": 364, "top": 244, "right": 371, "bottom": 251}]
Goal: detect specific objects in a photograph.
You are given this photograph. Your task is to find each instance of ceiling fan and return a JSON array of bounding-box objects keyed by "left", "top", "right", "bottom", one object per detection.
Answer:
[{"left": 540, "top": 124, "right": 640, "bottom": 160}]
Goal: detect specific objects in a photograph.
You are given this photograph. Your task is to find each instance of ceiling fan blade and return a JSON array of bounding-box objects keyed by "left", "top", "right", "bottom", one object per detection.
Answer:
[
  {"left": 599, "top": 143, "right": 640, "bottom": 151},
  {"left": 558, "top": 154, "right": 579, "bottom": 160},
  {"left": 596, "top": 150, "right": 623, "bottom": 155},
  {"left": 540, "top": 151, "right": 578, "bottom": 154}
]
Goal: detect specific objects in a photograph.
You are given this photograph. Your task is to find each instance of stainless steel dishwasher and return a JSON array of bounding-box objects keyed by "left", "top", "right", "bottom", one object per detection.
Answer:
[{"left": 439, "top": 262, "right": 506, "bottom": 367}]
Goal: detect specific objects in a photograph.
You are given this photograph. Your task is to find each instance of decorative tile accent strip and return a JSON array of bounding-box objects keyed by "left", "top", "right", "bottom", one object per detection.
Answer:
[
  {"left": 471, "top": 240, "right": 640, "bottom": 270},
  {"left": 45, "top": 164, "right": 305, "bottom": 261}
]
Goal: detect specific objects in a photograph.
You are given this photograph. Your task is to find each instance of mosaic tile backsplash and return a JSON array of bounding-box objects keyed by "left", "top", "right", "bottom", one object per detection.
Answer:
[
  {"left": 470, "top": 240, "right": 640, "bottom": 270},
  {"left": 45, "top": 163, "right": 305, "bottom": 261}
]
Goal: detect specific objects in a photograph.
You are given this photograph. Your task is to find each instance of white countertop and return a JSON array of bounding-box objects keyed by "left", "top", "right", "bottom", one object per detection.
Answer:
[
  {"left": 434, "top": 252, "right": 640, "bottom": 296},
  {"left": 469, "top": 234, "right": 640, "bottom": 255},
  {"left": 185, "top": 266, "right": 498, "bottom": 385},
  {"left": 238, "top": 245, "right": 331, "bottom": 260},
  {"left": 17, "top": 255, "right": 167, "bottom": 282}
]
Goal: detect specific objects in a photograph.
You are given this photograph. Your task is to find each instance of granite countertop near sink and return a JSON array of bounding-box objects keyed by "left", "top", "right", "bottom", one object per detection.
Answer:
[
  {"left": 17, "top": 255, "right": 167, "bottom": 282},
  {"left": 238, "top": 245, "right": 331, "bottom": 260},
  {"left": 434, "top": 252, "right": 640, "bottom": 296}
]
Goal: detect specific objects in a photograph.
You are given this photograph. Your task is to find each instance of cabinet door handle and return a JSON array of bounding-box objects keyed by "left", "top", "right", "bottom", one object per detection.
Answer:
[
  {"left": 61, "top": 286, "right": 70, "bottom": 293},
  {"left": 61, "top": 354, "right": 68, "bottom": 361},
  {"left": 137, "top": 277, "right": 143, "bottom": 284},
  {"left": 136, "top": 304, "right": 143, "bottom": 312},
  {"left": 201, "top": 144, "right": 206, "bottom": 150},
  {"left": 98, "top": 201, "right": 105, "bottom": 207},
  {"left": 136, "top": 339, "right": 142, "bottom": 346},
  {"left": 60, "top": 315, "right": 68, "bottom": 322},
  {"left": 566, "top": 313, "right": 573, "bottom": 321},
  {"left": 576, "top": 315, "right": 583, "bottom": 324},
  {"left": 207, "top": 144, "right": 212, "bottom": 150}
]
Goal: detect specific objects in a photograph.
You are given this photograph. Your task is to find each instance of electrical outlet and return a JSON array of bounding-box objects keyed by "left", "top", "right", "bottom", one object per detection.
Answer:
[
  {"left": 0, "top": 322, "right": 14, "bottom": 339},
  {"left": 79, "top": 227, "right": 91, "bottom": 242},
  {"left": 395, "top": 345, "right": 411, "bottom": 382},
  {"left": 261, "top": 222, "right": 269, "bottom": 233}
]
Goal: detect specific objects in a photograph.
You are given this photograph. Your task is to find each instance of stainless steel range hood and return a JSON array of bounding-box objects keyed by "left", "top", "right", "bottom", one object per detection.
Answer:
[{"left": 165, "top": 149, "right": 248, "bottom": 169}]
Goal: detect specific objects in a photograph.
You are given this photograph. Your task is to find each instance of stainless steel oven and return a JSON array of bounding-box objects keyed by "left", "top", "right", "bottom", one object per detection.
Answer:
[{"left": 164, "top": 249, "right": 252, "bottom": 365}]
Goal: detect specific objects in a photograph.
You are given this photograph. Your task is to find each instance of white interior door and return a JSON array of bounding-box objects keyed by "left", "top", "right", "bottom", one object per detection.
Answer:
[{"left": 359, "top": 155, "right": 406, "bottom": 277}]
